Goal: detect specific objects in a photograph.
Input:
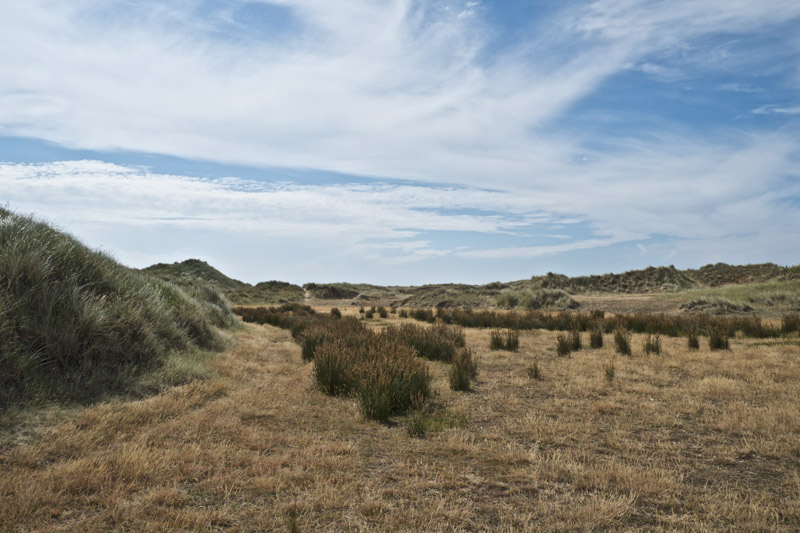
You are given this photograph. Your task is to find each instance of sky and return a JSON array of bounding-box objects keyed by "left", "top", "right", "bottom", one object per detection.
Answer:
[{"left": 1, "top": 0, "right": 799, "bottom": 285}]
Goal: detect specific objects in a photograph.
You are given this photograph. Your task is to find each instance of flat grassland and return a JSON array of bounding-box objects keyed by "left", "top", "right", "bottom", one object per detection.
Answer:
[{"left": 2, "top": 309, "right": 799, "bottom": 531}]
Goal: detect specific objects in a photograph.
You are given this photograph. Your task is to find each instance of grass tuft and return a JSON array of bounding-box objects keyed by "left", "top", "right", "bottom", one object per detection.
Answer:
[
  {"left": 590, "top": 329, "right": 604, "bottom": 349},
  {"left": 556, "top": 334, "right": 571, "bottom": 357},
  {"left": 613, "top": 329, "right": 632, "bottom": 356},
  {"left": 709, "top": 328, "right": 730, "bottom": 351},
  {"left": 643, "top": 334, "right": 661, "bottom": 355}
]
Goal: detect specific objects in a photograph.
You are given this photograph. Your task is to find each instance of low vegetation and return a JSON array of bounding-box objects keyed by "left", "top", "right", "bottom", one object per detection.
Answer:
[
  {"left": 234, "top": 305, "right": 469, "bottom": 420},
  {"left": 406, "top": 306, "right": 792, "bottom": 339}
]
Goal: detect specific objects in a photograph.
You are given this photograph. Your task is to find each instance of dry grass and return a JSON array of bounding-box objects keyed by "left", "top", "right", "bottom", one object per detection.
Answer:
[{"left": 2, "top": 317, "right": 800, "bottom": 531}]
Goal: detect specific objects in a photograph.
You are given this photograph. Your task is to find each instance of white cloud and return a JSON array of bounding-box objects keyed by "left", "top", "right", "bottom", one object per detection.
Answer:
[
  {"left": 752, "top": 105, "right": 800, "bottom": 115},
  {"left": 1, "top": 1, "right": 800, "bottom": 280}
]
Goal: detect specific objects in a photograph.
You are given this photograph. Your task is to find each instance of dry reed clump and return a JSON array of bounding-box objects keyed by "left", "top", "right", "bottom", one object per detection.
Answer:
[
  {"left": 570, "top": 329, "right": 582, "bottom": 351},
  {"left": 643, "top": 334, "right": 661, "bottom": 355},
  {"left": 383, "top": 322, "right": 465, "bottom": 362},
  {"left": 556, "top": 334, "right": 571, "bottom": 357},
  {"left": 590, "top": 329, "right": 604, "bottom": 349},
  {"left": 687, "top": 329, "right": 700, "bottom": 350},
  {"left": 489, "top": 329, "right": 519, "bottom": 351},
  {"left": 613, "top": 329, "right": 632, "bottom": 356},
  {"left": 709, "top": 328, "right": 730, "bottom": 351},
  {"left": 449, "top": 347, "right": 478, "bottom": 391},
  {"left": 407, "top": 306, "right": 792, "bottom": 339}
]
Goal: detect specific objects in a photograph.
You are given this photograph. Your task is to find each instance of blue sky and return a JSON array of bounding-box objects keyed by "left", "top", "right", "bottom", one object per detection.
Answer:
[{"left": 1, "top": 0, "right": 799, "bottom": 285}]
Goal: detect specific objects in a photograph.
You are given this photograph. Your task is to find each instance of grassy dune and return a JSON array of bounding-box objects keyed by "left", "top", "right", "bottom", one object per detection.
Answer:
[
  {"left": 2, "top": 311, "right": 798, "bottom": 530},
  {"left": 0, "top": 208, "right": 235, "bottom": 408}
]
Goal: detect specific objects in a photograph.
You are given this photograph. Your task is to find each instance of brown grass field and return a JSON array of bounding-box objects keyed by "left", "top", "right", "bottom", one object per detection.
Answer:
[{"left": 2, "top": 307, "right": 800, "bottom": 531}]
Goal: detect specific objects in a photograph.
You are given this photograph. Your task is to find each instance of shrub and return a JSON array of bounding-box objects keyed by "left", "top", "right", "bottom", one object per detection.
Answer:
[
  {"left": 356, "top": 338, "right": 430, "bottom": 422},
  {"left": 527, "top": 360, "right": 541, "bottom": 380},
  {"left": 359, "top": 306, "right": 365, "bottom": 314},
  {"left": 570, "top": 329, "right": 582, "bottom": 351},
  {"left": 449, "top": 348, "right": 477, "bottom": 391},
  {"left": 378, "top": 306, "right": 388, "bottom": 318},
  {"left": 300, "top": 325, "right": 329, "bottom": 361},
  {"left": 398, "top": 308, "right": 409, "bottom": 318},
  {"left": 556, "top": 334, "right": 571, "bottom": 357},
  {"left": 330, "top": 307, "right": 342, "bottom": 318},
  {"left": 590, "top": 329, "right": 603, "bottom": 349},
  {"left": 313, "top": 339, "right": 359, "bottom": 396},
  {"left": 613, "top": 329, "right": 632, "bottom": 356},
  {"left": 643, "top": 334, "right": 661, "bottom": 355},
  {"left": 709, "top": 328, "right": 730, "bottom": 350},
  {"left": 390, "top": 307, "right": 397, "bottom": 315},
  {"left": 365, "top": 309, "right": 375, "bottom": 319}
]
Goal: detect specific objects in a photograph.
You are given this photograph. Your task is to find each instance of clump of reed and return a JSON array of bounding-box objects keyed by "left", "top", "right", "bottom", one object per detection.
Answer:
[
  {"left": 614, "top": 329, "right": 632, "bottom": 356},
  {"left": 556, "top": 333, "right": 571, "bottom": 357},
  {"left": 489, "top": 329, "right": 519, "bottom": 351},
  {"left": 449, "top": 347, "right": 478, "bottom": 391},
  {"left": 590, "top": 328, "right": 604, "bottom": 349},
  {"left": 643, "top": 334, "right": 661, "bottom": 355},
  {"left": 709, "top": 328, "right": 730, "bottom": 350},
  {"left": 384, "top": 322, "right": 465, "bottom": 362}
]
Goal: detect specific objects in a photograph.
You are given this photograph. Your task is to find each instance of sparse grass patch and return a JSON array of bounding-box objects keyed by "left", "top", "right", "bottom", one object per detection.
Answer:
[{"left": 604, "top": 356, "right": 616, "bottom": 382}]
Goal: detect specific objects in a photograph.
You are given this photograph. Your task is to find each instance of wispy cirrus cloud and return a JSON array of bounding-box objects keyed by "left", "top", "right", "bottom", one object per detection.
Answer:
[{"left": 1, "top": 1, "right": 800, "bottom": 281}]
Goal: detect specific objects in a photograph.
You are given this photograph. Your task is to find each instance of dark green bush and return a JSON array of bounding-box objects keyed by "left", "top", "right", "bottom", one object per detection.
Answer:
[
  {"left": 330, "top": 307, "right": 342, "bottom": 318},
  {"left": 378, "top": 306, "right": 388, "bottom": 319}
]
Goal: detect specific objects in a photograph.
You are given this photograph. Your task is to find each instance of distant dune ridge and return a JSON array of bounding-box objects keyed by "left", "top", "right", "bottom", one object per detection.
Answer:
[{"left": 147, "top": 258, "right": 800, "bottom": 310}]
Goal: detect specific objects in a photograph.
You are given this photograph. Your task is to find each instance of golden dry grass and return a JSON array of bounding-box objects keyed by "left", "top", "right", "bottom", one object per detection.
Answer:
[{"left": 2, "top": 315, "right": 799, "bottom": 531}]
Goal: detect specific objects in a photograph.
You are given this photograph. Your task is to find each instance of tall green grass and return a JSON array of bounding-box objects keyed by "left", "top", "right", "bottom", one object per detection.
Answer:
[{"left": 0, "top": 208, "right": 235, "bottom": 407}]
